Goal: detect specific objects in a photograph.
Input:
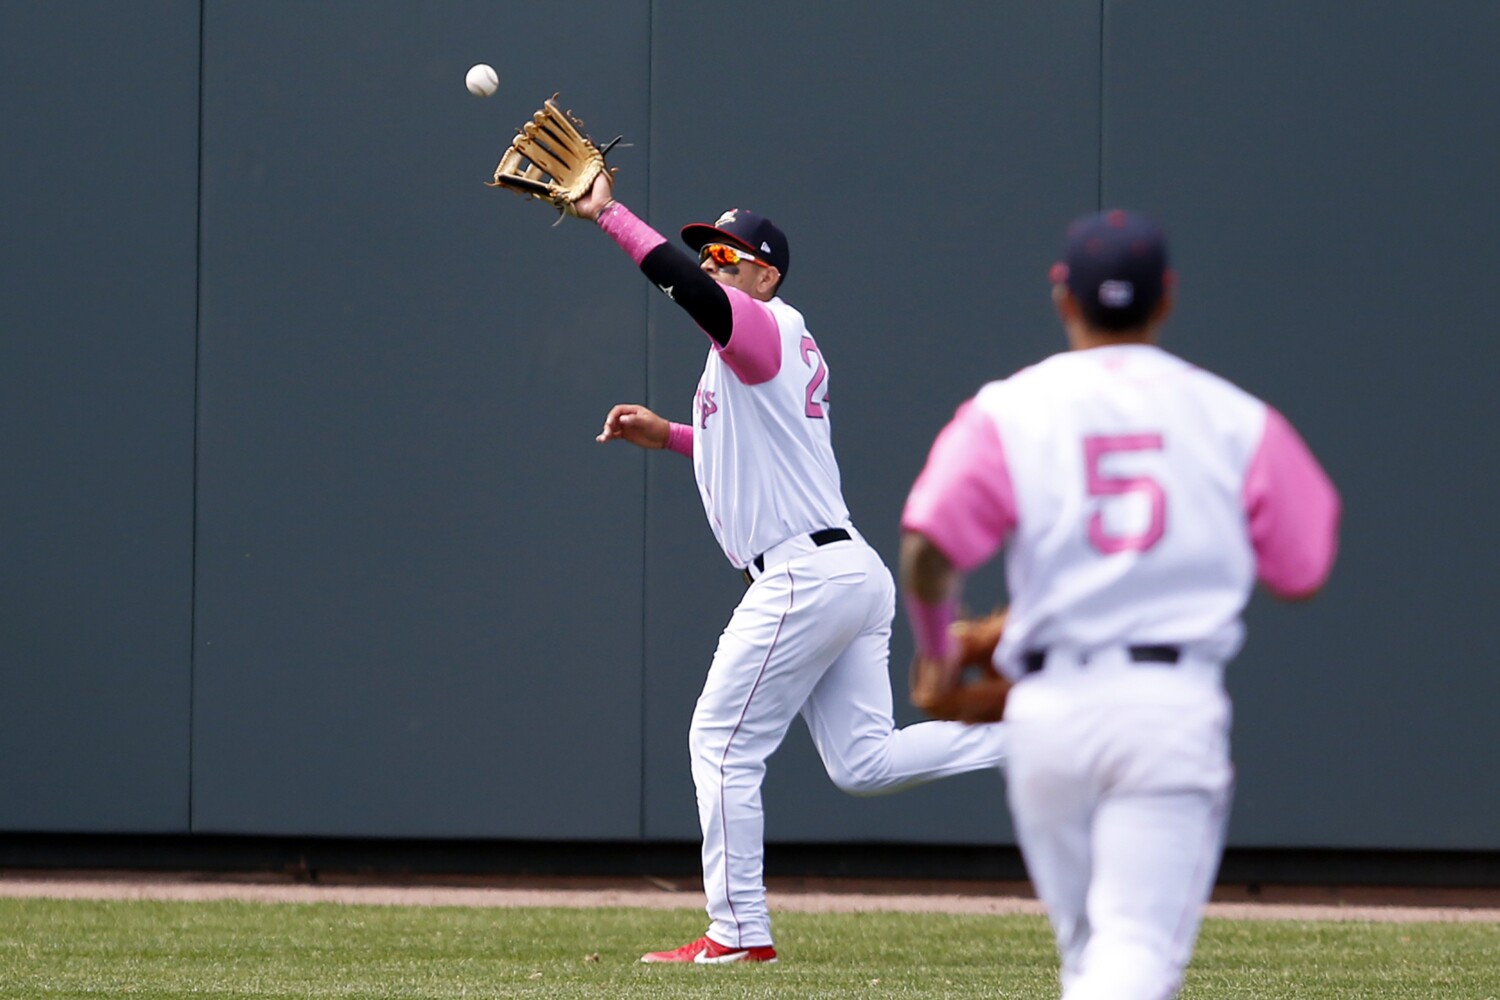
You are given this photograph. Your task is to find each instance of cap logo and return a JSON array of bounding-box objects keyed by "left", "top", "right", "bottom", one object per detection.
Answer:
[
  {"left": 715, "top": 210, "right": 738, "bottom": 226},
  {"left": 760, "top": 241, "right": 771, "bottom": 253},
  {"left": 1099, "top": 280, "right": 1134, "bottom": 308}
]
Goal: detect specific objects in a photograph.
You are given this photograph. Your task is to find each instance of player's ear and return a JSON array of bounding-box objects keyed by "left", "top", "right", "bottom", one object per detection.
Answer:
[
  {"left": 1149, "top": 274, "right": 1175, "bottom": 329},
  {"left": 1151, "top": 292, "right": 1173, "bottom": 327},
  {"left": 756, "top": 265, "right": 782, "bottom": 298},
  {"left": 1052, "top": 283, "right": 1079, "bottom": 322},
  {"left": 1143, "top": 270, "right": 1176, "bottom": 330}
]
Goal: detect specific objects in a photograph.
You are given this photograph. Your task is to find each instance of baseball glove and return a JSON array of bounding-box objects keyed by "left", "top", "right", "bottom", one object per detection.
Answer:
[
  {"left": 909, "top": 609, "right": 1011, "bottom": 724},
  {"left": 487, "top": 94, "right": 620, "bottom": 217}
]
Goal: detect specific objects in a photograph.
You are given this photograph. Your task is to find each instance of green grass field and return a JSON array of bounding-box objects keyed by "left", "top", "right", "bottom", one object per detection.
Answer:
[{"left": 0, "top": 898, "right": 1496, "bottom": 999}]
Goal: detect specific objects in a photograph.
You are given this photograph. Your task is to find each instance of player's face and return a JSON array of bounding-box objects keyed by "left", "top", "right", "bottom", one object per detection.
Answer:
[
  {"left": 701, "top": 255, "right": 757, "bottom": 293},
  {"left": 700, "top": 243, "right": 778, "bottom": 299}
]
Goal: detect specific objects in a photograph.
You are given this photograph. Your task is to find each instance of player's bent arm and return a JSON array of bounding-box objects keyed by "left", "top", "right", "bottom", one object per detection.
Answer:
[
  {"left": 901, "top": 531, "right": 960, "bottom": 604},
  {"left": 596, "top": 403, "right": 670, "bottom": 450},
  {"left": 900, "top": 531, "right": 961, "bottom": 661},
  {"left": 901, "top": 400, "right": 1018, "bottom": 573},
  {"left": 1244, "top": 406, "right": 1342, "bottom": 600},
  {"left": 900, "top": 402, "right": 1017, "bottom": 662},
  {"left": 665, "top": 421, "right": 694, "bottom": 457}
]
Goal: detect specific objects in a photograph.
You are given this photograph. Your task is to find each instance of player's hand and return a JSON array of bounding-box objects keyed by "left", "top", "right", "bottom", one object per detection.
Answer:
[
  {"left": 575, "top": 172, "right": 615, "bottom": 221},
  {"left": 596, "top": 403, "right": 669, "bottom": 449},
  {"left": 909, "top": 652, "right": 1011, "bottom": 724}
]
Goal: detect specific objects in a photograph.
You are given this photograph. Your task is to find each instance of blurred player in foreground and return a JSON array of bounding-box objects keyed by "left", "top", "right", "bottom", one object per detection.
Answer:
[{"left": 900, "top": 210, "right": 1340, "bottom": 999}]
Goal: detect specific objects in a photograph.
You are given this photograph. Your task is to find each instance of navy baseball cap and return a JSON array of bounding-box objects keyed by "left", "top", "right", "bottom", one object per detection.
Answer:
[
  {"left": 1051, "top": 209, "right": 1170, "bottom": 331},
  {"left": 681, "top": 208, "right": 790, "bottom": 280}
]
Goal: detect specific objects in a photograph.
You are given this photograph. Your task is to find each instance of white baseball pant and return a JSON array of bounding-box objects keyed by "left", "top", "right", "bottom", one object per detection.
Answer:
[
  {"left": 1004, "top": 647, "right": 1233, "bottom": 1000},
  {"left": 690, "top": 533, "right": 1008, "bottom": 948}
]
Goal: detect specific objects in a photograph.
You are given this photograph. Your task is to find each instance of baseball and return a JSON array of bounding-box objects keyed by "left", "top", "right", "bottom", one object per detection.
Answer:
[{"left": 465, "top": 63, "right": 499, "bottom": 98}]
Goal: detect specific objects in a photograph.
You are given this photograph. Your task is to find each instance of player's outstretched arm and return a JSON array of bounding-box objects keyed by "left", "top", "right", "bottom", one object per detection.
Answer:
[
  {"left": 596, "top": 403, "right": 669, "bottom": 449},
  {"left": 581, "top": 177, "right": 747, "bottom": 351}
]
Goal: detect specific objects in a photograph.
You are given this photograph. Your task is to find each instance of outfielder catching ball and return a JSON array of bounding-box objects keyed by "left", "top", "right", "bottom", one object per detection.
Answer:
[
  {"left": 900, "top": 210, "right": 1341, "bottom": 999},
  {"left": 489, "top": 95, "right": 1008, "bottom": 965}
]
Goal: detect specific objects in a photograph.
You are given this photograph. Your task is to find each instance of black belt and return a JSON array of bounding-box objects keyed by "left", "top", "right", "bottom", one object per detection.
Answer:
[
  {"left": 743, "top": 528, "right": 852, "bottom": 584},
  {"left": 1022, "top": 644, "right": 1181, "bottom": 674}
]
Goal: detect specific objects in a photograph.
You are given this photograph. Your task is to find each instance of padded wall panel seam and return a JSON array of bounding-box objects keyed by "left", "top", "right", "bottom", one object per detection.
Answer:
[
  {"left": 0, "top": 1, "right": 200, "bottom": 833},
  {"left": 641, "top": 0, "right": 1103, "bottom": 846}
]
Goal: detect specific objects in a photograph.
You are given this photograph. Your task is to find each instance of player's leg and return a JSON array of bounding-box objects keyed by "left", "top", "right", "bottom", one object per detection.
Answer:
[
  {"left": 1061, "top": 784, "right": 1232, "bottom": 1000},
  {"left": 1004, "top": 714, "right": 1096, "bottom": 993},
  {"left": 802, "top": 629, "right": 1008, "bottom": 794},
  {"left": 687, "top": 565, "right": 868, "bottom": 951},
  {"left": 800, "top": 552, "right": 1007, "bottom": 795},
  {"left": 1062, "top": 690, "right": 1234, "bottom": 1000}
]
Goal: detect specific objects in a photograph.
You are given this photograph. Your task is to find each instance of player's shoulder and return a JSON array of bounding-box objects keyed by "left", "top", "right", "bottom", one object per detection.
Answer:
[
  {"left": 1161, "top": 350, "right": 1268, "bottom": 410},
  {"left": 765, "top": 295, "right": 803, "bottom": 327},
  {"left": 1070, "top": 344, "right": 1260, "bottom": 397},
  {"left": 976, "top": 345, "right": 1267, "bottom": 415},
  {"left": 972, "top": 350, "right": 1080, "bottom": 406},
  {"left": 1139, "top": 349, "right": 1276, "bottom": 449}
]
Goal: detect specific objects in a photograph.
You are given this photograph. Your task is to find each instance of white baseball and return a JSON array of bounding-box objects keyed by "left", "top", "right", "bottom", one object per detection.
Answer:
[{"left": 465, "top": 63, "right": 499, "bottom": 98}]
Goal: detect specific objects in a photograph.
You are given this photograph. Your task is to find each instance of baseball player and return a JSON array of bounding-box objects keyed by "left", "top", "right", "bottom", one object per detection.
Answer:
[
  {"left": 900, "top": 211, "right": 1340, "bottom": 999},
  {"left": 564, "top": 173, "right": 1009, "bottom": 964}
]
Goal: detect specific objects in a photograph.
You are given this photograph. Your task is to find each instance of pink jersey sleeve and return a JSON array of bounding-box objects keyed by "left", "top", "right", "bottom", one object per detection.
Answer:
[
  {"left": 665, "top": 421, "right": 694, "bottom": 458},
  {"left": 596, "top": 201, "right": 666, "bottom": 264},
  {"left": 714, "top": 290, "right": 781, "bottom": 385},
  {"left": 901, "top": 400, "right": 1018, "bottom": 571},
  {"left": 1244, "top": 406, "right": 1341, "bottom": 598}
]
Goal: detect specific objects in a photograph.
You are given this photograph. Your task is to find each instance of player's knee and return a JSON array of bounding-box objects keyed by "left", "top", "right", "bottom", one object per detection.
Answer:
[
  {"left": 687, "top": 728, "right": 723, "bottom": 776},
  {"left": 831, "top": 772, "right": 886, "bottom": 796},
  {"left": 687, "top": 712, "right": 731, "bottom": 759},
  {"left": 687, "top": 721, "right": 771, "bottom": 786},
  {"left": 825, "top": 751, "right": 895, "bottom": 796}
]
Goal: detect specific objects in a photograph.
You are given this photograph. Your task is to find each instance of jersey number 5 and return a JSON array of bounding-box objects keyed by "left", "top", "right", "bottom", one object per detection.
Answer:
[{"left": 1084, "top": 434, "right": 1165, "bottom": 554}]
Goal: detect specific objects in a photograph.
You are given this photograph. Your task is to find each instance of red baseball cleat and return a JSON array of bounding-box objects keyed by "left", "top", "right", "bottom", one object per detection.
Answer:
[{"left": 639, "top": 934, "right": 778, "bottom": 964}]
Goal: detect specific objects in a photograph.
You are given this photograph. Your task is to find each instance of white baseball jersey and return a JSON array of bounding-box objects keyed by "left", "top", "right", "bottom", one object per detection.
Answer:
[
  {"left": 679, "top": 291, "right": 1007, "bottom": 952},
  {"left": 691, "top": 297, "right": 850, "bottom": 568},
  {"left": 905, "top": 343, "right": 1340, "bottom": 676}
]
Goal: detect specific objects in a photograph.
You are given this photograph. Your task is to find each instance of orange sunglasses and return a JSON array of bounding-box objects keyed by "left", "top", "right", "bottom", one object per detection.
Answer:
[{"left": 700, "top": 243, "right": 771, "bottom": 268}]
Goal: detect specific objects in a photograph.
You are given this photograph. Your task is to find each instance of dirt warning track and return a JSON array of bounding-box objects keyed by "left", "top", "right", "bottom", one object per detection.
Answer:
[{"left": 1, "top": 871, "right": 1496, "bottom": 924}]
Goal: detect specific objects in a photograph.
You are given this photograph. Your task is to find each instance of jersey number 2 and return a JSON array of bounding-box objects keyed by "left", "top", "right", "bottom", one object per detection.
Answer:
[
  {"left": 1084, "top": 434, "right": 1165, "bottom": 554},
  {"left": 801, "top": 336, "right": 827, "bottom": 419}
]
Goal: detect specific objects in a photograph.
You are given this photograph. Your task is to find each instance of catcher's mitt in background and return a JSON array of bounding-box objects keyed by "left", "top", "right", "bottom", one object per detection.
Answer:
[
  {"left": 487, "top": 94, "right": 620, "bottom": 216},
  {"left": 909, "top": 609, "right": 1011, "bottom": 723}
]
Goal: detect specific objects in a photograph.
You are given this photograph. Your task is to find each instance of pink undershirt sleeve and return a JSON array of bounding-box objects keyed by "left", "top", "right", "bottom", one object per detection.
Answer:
[
  {"left": 595, "top": 200, "right": 665, "bottom": 264},
  {"left": 665, "top": 421, "right": 694, "bottom": 458},
  {"left": 904, "top": 594, "right": 956, "bottom": 661},
  {"left": 714, "top": 292, "right": 782, "bottom": 385},
  {"left": 1244, "top": 406, "right": 1341, "bottom": 598},
  {"left": 901, "top": 400, "right": 1018, "bottom": 572}
]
